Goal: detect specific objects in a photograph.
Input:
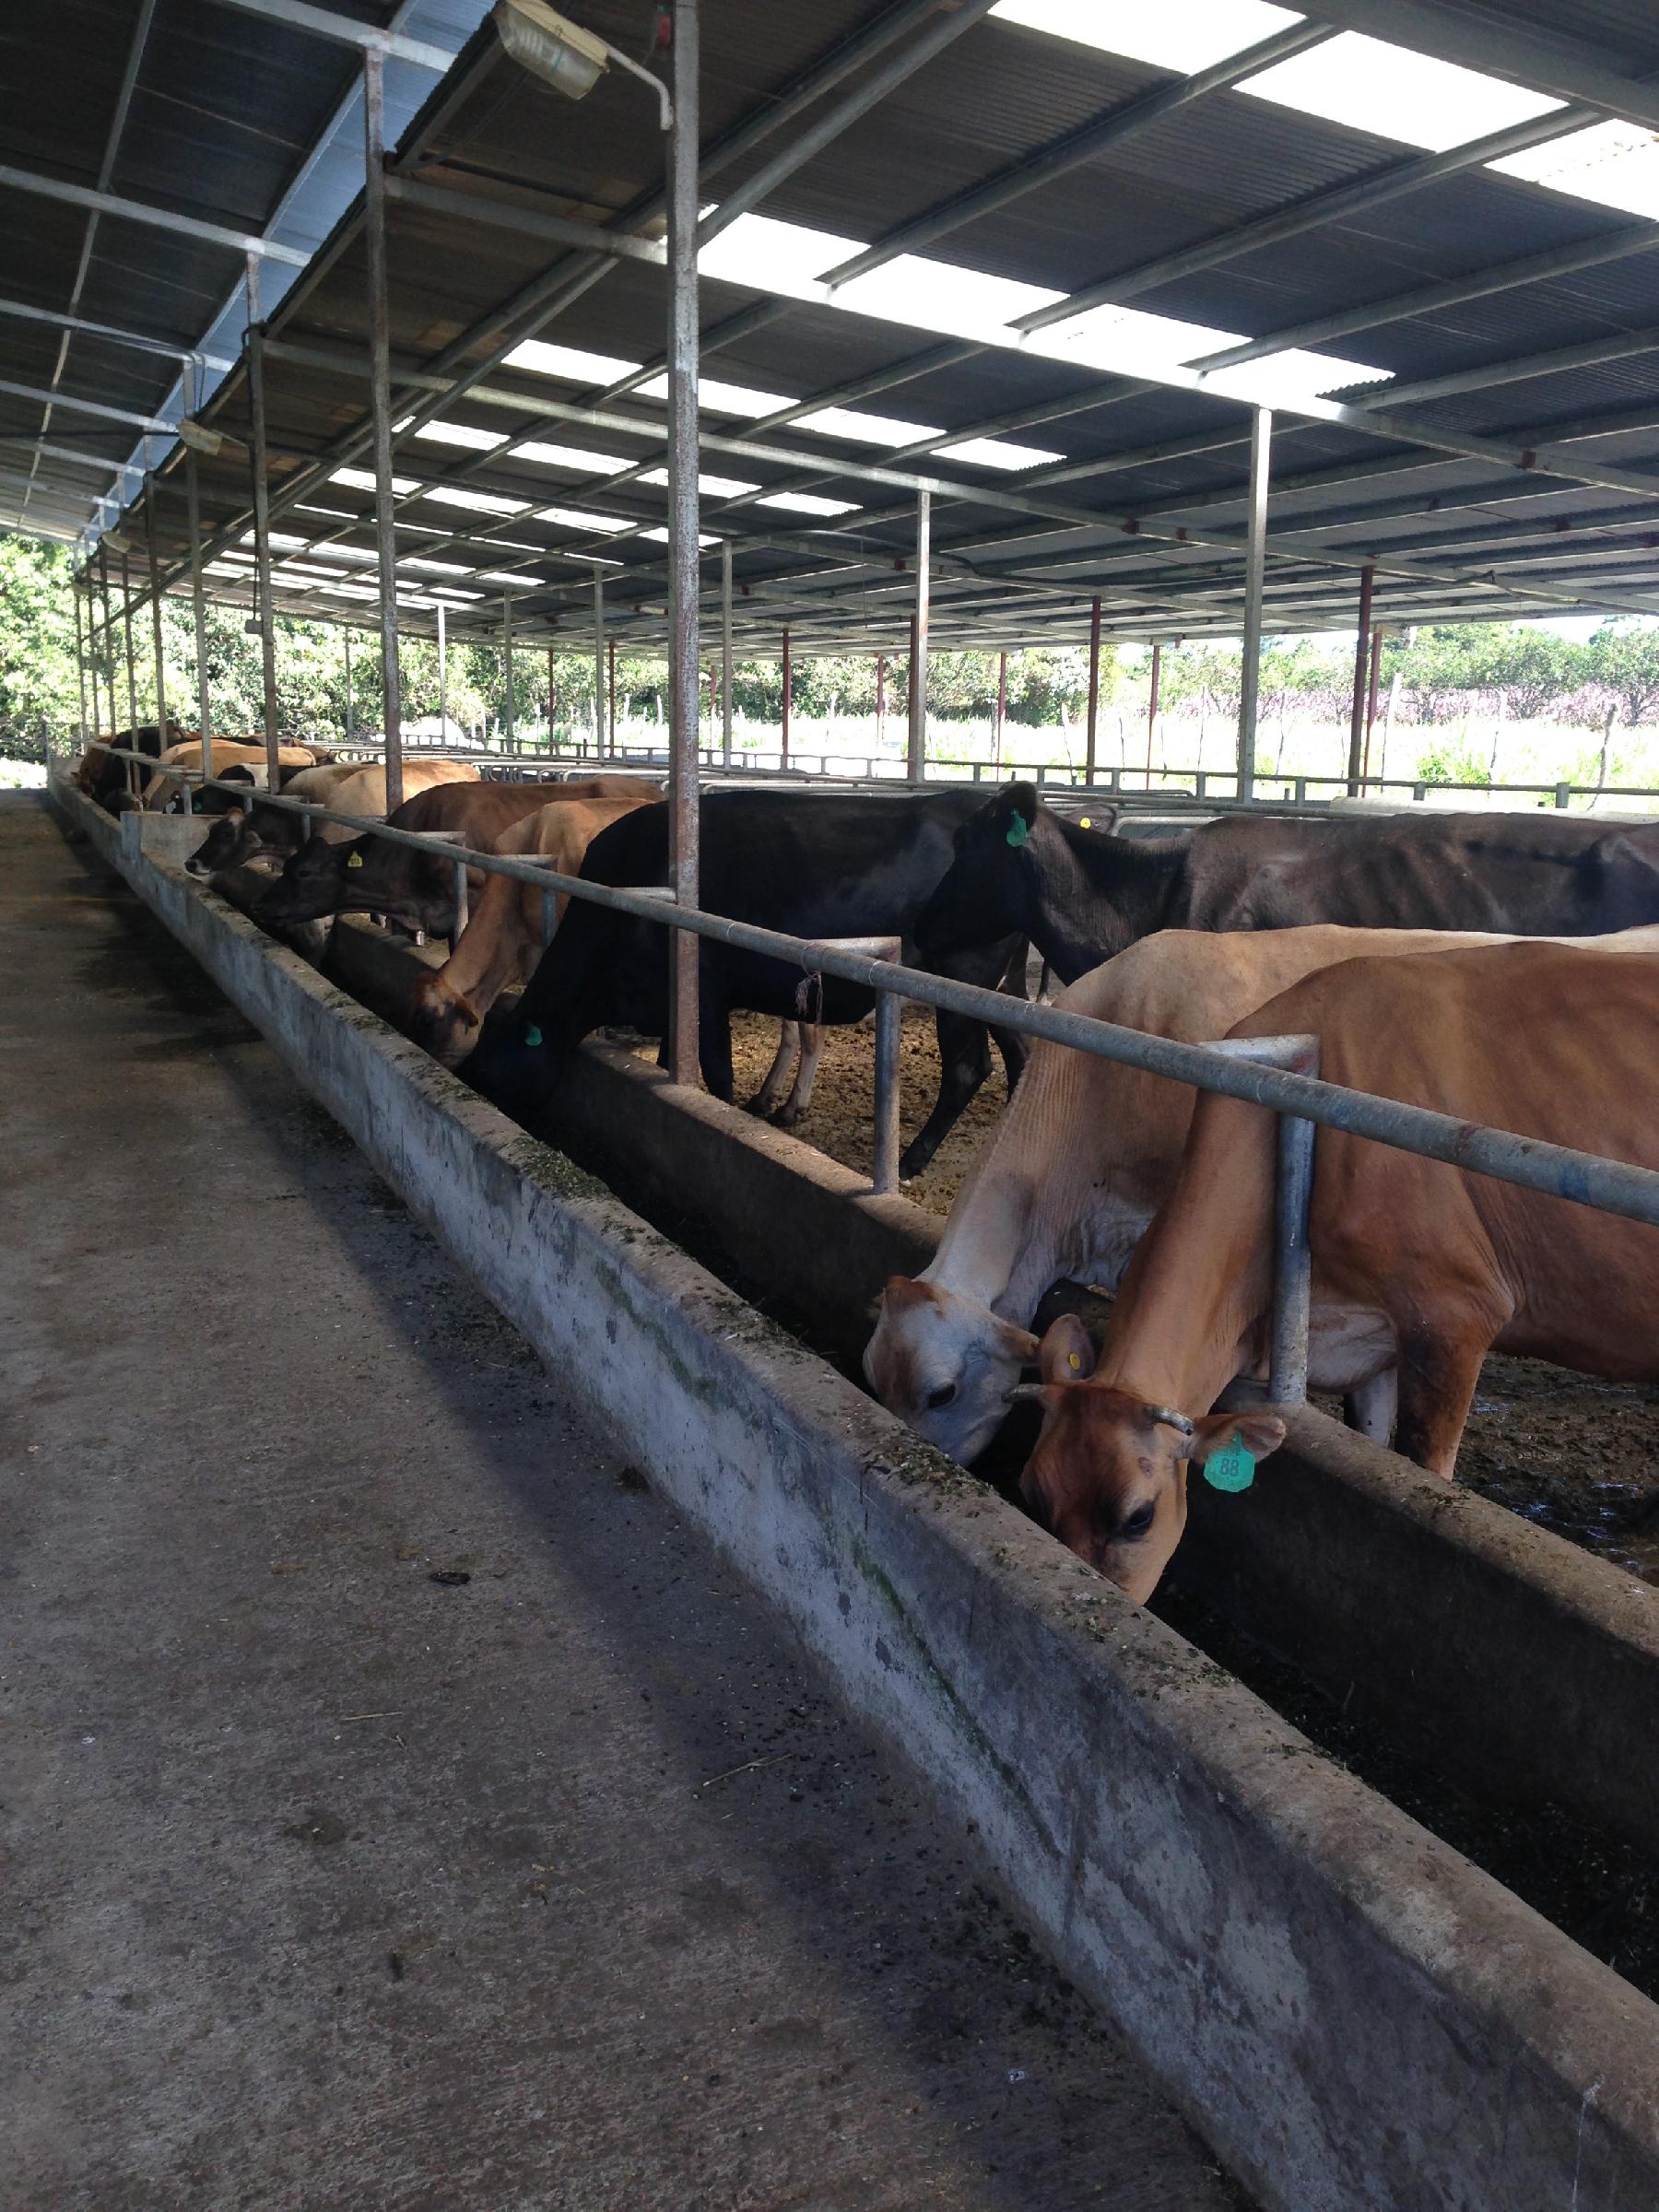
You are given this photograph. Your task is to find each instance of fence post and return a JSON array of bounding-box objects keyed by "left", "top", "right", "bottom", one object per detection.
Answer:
[{"left": 873, "top": 990, "right": 901, "bottom": 1194}]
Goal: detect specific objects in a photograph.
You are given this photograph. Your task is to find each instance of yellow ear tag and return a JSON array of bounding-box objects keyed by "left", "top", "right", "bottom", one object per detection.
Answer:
[
  {"left": 1068, "top": 1351, "right": 1081, "bottom": 1371},
  {"left": 347, "top": 851, "right": 363, "bottom": 867},
  {"left": 1079, "top": 817, "right": 1091, "bottom": 829}
]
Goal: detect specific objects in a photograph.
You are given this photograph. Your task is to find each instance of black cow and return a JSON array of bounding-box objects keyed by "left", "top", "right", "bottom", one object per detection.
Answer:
[
  {"left": 913, "top": 781, "right": 1659, "bottom": 983},
  {"left": 80, "top": 723, "right": 191, "bottom": 812},
  {"left": 462, "top": 789, "right": 1030, "bottom": 1182}
]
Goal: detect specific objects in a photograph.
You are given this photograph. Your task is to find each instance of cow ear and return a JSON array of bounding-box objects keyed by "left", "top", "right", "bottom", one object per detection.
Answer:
[
  {"left": 1184, "top": 1410, "right": 1286, "bottom": 1468},
  {"left": 1037, "top": 1312, "right": 1097, "bottom": 1386},
  {"left": 881, "top": 1275, "right": 935, "bottom": 1315},
  {"left": 995, "top": 1318, "right": 1041, "bottom": 1369},
  {"left": 1074, "top": 803, "right": 1120, "bottom": 836}
]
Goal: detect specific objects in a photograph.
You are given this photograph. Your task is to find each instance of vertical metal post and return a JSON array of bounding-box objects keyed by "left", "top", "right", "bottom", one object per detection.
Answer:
[
  {"left": 182, "top": 359, "right": 214, "bottom": 785},
  {"left": 120, "top": 549, "right": 137, "bottom": 734},
  {"left": 1365, "top": 624, "right": 1383, "bottom": 751},
  {"left": 363, "top": 51, "right": 403, "bottom": 812},
  {"left": 436, "top": 600, "right": 447, "bottom": 740},
  {"left": 872, "top": 989, "right": 901, "bottom": 1195},
  {"left": 345, "top": 627, "right": 356, "bottom": 743},
  {"left": 1146, "top": 638, "right": 1161, "bottom": 790},
  {"left": 144, "top": 472, "right": 167, "bottom": 738},
  {"left": 908, "top": 488, "right": 930, "bottom": 782},
  {"left": 781, "top": 628, "right": 791, "bottom": 766},
  {"left": 1085, "top": 594, "right": 1101, "bottom": 787},
  {"left": 665, "top": 0, "right": 700, "bottom": 1086},
  {"left": 707, "top": 664, "right": 715, "bottom": 757},
  {"left": 876, "top": 653, "right": 886, "bottom": 749},
  {"left": 1346, "top": 562, "right": 1374, "bottom": 797},
  {"left": 73, "top": 573, "right": 89, "bottom": 744},
  {"left": 592, "top": 571, "right": 606, "bottom": 752},
  {"left": 1237, "top": 406, "right": 1271, "bottom": 806},
  {"left": 246, "top": 280, "right": 281, "bottom": 796},
  {"left": 99, "top": 545, "right": 115, "bottom": 739},
  {"left": 721, "top": 535, "right": 734, "bottom": 768},
  {"left": 500, "top": 591, "right": 515, "bottom": 752},
  {"left": 1269, "top": 1098, "right": 1316, "bottom": 1406},
  {"left": 452, "top": 858, "right": 468, "bottom": 942},
  {"left": 994, "top": 648, "right": 1006, "bottom": 776},
  {"left": 608, "top": 635, "right": 617, "bottom": 750}
]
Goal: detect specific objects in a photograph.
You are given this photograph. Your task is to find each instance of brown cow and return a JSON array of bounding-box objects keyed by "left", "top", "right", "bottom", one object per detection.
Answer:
[
  {"left": 408, "top": 794, "right": 654, "bottom": 1065},
  {"left": 139, "top": 737, "right": 321, "bottom": 811},
  {"left": 1015, "top": 938, "right": 1659, "bottom": 1601}
]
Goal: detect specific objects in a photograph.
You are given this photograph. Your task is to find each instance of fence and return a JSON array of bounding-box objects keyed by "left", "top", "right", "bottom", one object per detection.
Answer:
[{"left": 71, "top": 742, "right": 1659, "bottom": 1427}]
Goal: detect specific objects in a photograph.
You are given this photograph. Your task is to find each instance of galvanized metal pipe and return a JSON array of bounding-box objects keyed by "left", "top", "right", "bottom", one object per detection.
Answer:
[
  {"left": 144, "top": 471, "right": 167, "bottom": 736},
  {"left": 781, "top": 628, "right": 791, "bottom": 766},
  {"left": 872, "top": 989, "right": 902, "bottom": 1194},
  {"left": 1146, "top": 638, "right": 1161, "bottom": 789},
  {"left": 99, "top": 546, "right": 115, "bottom": 747},
  {"left": 592, "top": 573, "right": 605, "bottom": 752},
  {"left": 500, "top": 590, "right": 514, "bottom": 751},
  {"left": 247, "top": 296, "right": 282, "bottom": 795},
  {"left": 665, "top": 0, "right": 700, "bottom": 1086},
  {"left": 1270, "top": 1077, "right": 1318, "bottom": 1405},
  {"left": 1236, "top": 406, "right": 1270, "bottom": 806},
  {"left": 1347, "top": 561, "right": 1375, "bottom": 797},
  {"left": 362, "top": 51, "right": 403, "bottom": 812},
  {"left": 72, "top": 576, "right": 88, "bottom": 744},
  {"left": 908, "top": 489, "right": 931, "bottom": 782},
  {"left": 436, "top": 599, "right": 447, "bottom": 738},
  {"left": 721, "top": 537, "right": 734, "bottom": 769},
  {"left": 1085, "top": 594, "right": 1101, "bottom": 787},
  {"left": 182, "top": 359, "right": 214, "bottom": 771}
]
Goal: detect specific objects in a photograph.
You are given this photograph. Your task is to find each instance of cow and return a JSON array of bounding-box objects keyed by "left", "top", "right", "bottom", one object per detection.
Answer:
[
  {"left": 461, "top": 789, "right": 1030, "bottom": 1182},
  {"left": 185, "top": 763, "right": 369, "bottom": 876},
  {"left": 407, "top": 795, "right": 663, "bottom": 1064},
  {"left": 138, "top": 738, "right": 321, "bottom": 813},
  {"left": 912, "top": 781, "right": 1659, "bottom": 982},
  {"left": 246, "top": 774, "right": 658, "bottom": 934},
  {"left": 865, "top": 922, "right": 1659, "bottom": 1468},
  {"left": 76, "top": 723, "right": 194, "bottom": 809},
  {"left": 1011, "top": 937, "right": 1659, "bottom": 1602},
  {"left": 189, "top": 758, "right": 485, "bottom": 883}
]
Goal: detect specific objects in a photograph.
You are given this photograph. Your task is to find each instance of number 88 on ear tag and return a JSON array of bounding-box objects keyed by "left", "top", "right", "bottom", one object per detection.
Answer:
[{"left": 1202, "top": 1432, "right": 1255, "bottom": 1494}]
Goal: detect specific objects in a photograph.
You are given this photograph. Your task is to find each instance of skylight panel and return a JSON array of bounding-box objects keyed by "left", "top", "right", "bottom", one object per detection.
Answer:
[
  {"left": 323, "top": 544, "right": 379, "bottom": 564},
  {"left": 639, "top": 466, "right": 759, "bottom": 498},
  {"left": 934, "top": 436, "right": 1064, "bottom": 470},
  {"left": 511, "top": 440, "right": 630, "bottom": 473},
  {"left": 399, "top": 557, "right": 474, "bottom": 576},
  {"left": 831, "top": 254, "right": 1064, "bottom": 341},
  {"left": 796, "top": 406, "right": 940, "bottom": 446},
  {"left": 1238, "top": 32, "right": 1563, "bottom": 152},
  {"left": 237, "top": 530, "right": 308, "bottom": 551},
  {"left": 477, "top": 571, "right": 550, "bottom": 587},
  {"left": 991, "top": 0, "right": 1305, "bottom": 76},
  {"left": 698, "top": 212, "right": 865, "bottom": 295},
  {"left": 637, "top": 371, "right": 792, "bottom": 415},
  {"left": 1488, "top": 122, "right": 1659, "bottom": 221},
  {"left": 411, "top": 420, "right": 507, "bottom": 452},
  {"left": 332, "top": 465, "right": 417, "bottom": 495},
  {"left": 641, "top": 527, "right": 719, "bottom": 547},
  {"left": 320, "top": 582, "right": 382, "bottom": 600},
  {"left": 274, "top": 561, "right": 347, "bottom": 581},
  {"left": 539, "top": 506, "right": 633, "bottom": 533},
  {"left": 1203, "top": 346, "right": 1395, "bottom": 402},
  {"left": 420, "top": 487, "right": 531, "bottom": 516},
  {"left": 1039, "top": 300, "right": 1244, "bottom": 374},
  {"left": 505, "top": 339, "right": 641, "bottom": 384},
  {"left": 757, "top": 492, "right": 861, "bottom": 516}
]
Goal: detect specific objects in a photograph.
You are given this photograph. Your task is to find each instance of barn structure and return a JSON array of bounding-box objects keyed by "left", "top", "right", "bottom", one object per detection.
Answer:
[{"left": 7, "top": 6, "right": 1659, "bottom": 2207}]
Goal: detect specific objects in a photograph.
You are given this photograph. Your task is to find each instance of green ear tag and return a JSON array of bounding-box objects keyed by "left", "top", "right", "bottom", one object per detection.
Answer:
[
  {"left": 347, "top": 850, "right": 363, "bottom": 867},
  {"left": 1202, "top": 1432, "right": 1255, "bottom": 1494},
  {"left": 524, "top": 1024, "right": 543, "bottom": 1047},
  {"left": 1005, "top": 815, "right": 1029, "bottom": 848}
]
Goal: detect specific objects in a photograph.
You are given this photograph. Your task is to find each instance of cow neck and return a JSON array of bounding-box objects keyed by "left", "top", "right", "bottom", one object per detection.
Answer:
[{"left": 1032, "top": 818, "right": 1184, "bottom": 982}]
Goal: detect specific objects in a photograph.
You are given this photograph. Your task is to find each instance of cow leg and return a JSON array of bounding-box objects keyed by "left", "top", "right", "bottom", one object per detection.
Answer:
[
  {"left": 774, "top": 1021, "right": 825, "bottom": 1128},
  {"left": 899, "top": 1009, "right": 991, "bottom": 1182},
  {"left": 697, "top": 997, "right": 736, "bottom": 1102},
  {"left": 747, "top": 1020, "right": 799, "bottom": 1117},
  {"left": 1344, "top": 1369, "right": 1397, "bottom": 1445},
  {"left": 1391, "top": 1329, "right": 1487, "bottom": 1477}
]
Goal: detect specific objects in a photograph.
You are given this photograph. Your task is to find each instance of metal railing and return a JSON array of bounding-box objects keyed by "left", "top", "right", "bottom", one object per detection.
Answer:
[{"left": 66, "top": 743, "right": 1659, "bottom": 1414}]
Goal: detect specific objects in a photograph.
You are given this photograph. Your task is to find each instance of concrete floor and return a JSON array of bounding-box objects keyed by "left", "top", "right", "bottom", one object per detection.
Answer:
[{"left": 0, "top": 800, "right": 1244, "bottom": 2212}]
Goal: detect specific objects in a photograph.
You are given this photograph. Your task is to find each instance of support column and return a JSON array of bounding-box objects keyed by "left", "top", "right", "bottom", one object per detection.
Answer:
[
  {"left": 592, "top": 572, "right": 606, "bottom": 753},
  {"left": 73, "top": 573, "right": 89, "bottom": 744},
  {"left": 1346, "top": 561, "right": 1375, "bottom": 798},
  {"left": 609, "top": 636, "right": 617, "bottom": 747},
  {"left": 99, "top": 546, "right": 115, "bottom": 739},
  {"left": 1362, "top": 622, "right": 1383, "bottom": 788},
  {"left": 1236, "top": 406, "right": 1271, "bottom": 806},
  {"left": 501, "top": 591, "right": 515, "bottom": 751},
  {"left": 877, "top": 653, "right": 886, "bottom": 749},
  {"left": 436, "top": 599, "right": 447, "bottom": 739},
  {"left": 908, "top": 488, "right": 930, "bottom": 782},
  {"left": 547, "top": 642, "right": 556, "bottom": 747},
  {"left": 721, "top": 537, "right": 734, "bottom": 768},
  {"left": 145, "top": 473, "right": 167, "bottom": 736},
  {"left": 345, "top": 628, "right": 356, "bottom": 744},
  {"left": 1085, "top": 594, "right": 1101, "bottom": 787},
  {"left": 665, "top": 0, "right": 700, "bottom": 1085},
  {"left": 1146, "top": 638, "right": 1161, "bottom": 789},
  {"left": 182, "top": 359, "right": 214, "bottom": 780},
  {"left": 363, "top": 51, "right": 403, "bottom": 811},
  {"left": 994, "top": 648, "right": 1006, "bottom": 776},
  {"left": 247, "top": 272, "right": 281, "bottom": 794},
  {"left": 781, "top": 629, "right": 791, "bottom": 766},
  {"left": 120, "top": 549, "right": 137, "bottom": 735}
]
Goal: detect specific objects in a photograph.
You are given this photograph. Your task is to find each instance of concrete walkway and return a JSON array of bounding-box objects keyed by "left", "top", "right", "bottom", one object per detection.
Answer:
[{"left": 0, "top": 800, "right": 1244, "bottom": 2212}]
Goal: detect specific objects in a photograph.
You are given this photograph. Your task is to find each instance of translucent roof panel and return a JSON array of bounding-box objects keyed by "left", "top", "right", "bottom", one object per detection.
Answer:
[
  {"left": 637, "top": 371, "right": 792, "bottom": 415},
  {"left": 331, "top": 466, "right": 417, "bottom": 495},
  {"left": 832, "top": 253, "right": 1063, "bottom": 341},
  {"left": 639, "top": 466, "right": 760, "bottom": 498},
  {"left": 398, "top": 557, "right": 475, "bottom": 576},
  {"left": 1238, "top": 33, "right": 1564, "bottom": 153},
  {"left": 699, "top": 213, "right": 865, "bottom": 294},
  {"left": 641, "top": 527, "right": 719, "bottom": 547},
  {"left": 409, "top": 421, "right": 507, "bottom": 452},
  {"left": 934, "top": 436, "right": 1065, "bottom": 470},
  {"left": 757, "top": 492, "right": 862, "bottom": 516},
  {"left": 478, "top": 571, "right": 549, "bottom": 587},
  {"left": 420, "top": 486, "right": 531, "bottom": 516},
  {"left": 1488, "top": 122, "right": 1659, "bottom": 222},
  {"left": 990, "top": 0, "right": 1305, "bottom": 76},
  {"left": 504, "top": 339, "right": 641, "bottom": 384},
  {"left": 795, "top": 406, "right": 942, "bottom": 445},
  {"left": 511, "top": 440, "right": 630, "bottom": 473},
  {"left": 539, "top": 506, "right": 633, "bottom": 533}
]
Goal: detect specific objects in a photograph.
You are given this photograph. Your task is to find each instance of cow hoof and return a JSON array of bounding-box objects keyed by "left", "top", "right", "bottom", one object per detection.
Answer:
[{"left": 771, "top": 1106, "right": 801, "bottom": 1131}]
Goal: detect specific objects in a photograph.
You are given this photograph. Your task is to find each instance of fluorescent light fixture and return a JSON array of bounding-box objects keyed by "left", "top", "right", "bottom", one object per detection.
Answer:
[
  {"left": 511, "top": 439, "right": 630, "bottom": 472},
  {"left": 639, "top": 465, "right": 759, "bottom": 498},
  {"left": 990, "top": 0, "right": 1304, "bottom": 75},
  {"left": 505, "top": 338, "right": 641, "bottom": 384},
  {"left": 421, "top": 486, "right": 531, "bottom": 516},
  {"left": 934, "top": 435, "right": 1064, "bottom": 470},
  {"left": 331, "top": 465, "right": 418, "bottom": 495},
  {"left": 796, "top": 404, "right": 941, "bottom": 446},
  {"left": 757, "top": 492, "right": 861, "bottom": 516},
  {"left": 479, "top": 571, "right": 550, "bottom": 587},
  {"left": 1488, "top": 122, "right": 1659, "bottom": 220},
  {"left": 412, "top": 420, "right": 508, "bottom": 452},
  {"left": 398, "top": 557, "right": 475, "bottom": 575},
  {"left": 539, "top": 505, "right": 632, "bottom": 532},
  {"left": 1238, "top": 32, "right": 1563, "bottom": 152}
]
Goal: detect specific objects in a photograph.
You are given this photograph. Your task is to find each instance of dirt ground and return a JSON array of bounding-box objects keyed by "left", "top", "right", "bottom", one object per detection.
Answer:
[{"left": 713, "top": 1010, "right": 1659, "bottom": 1588}]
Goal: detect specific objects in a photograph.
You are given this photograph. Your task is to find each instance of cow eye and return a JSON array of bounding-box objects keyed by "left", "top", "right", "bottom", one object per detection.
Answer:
[
  {"left": 924, "top": 1382, "right": 958, "bottom": 1411},
  {"left": 1119, "top": 1502, "right": 1156, "bottom": 1541}
]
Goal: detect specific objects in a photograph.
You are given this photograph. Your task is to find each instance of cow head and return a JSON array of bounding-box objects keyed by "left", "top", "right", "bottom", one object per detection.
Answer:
[
  {"left": 408, "top": 970, "right": 483, "bottom": 1068},
  {"left": 864, "top": 1275, "right": 1038, "bottom": 1465},
  {"left": 1013, "top": 1315, "right": 1284, "bottom": 1601},
  {"left": 253, "top": 835, "right": 356, "bottom": 927},
  {"left": 186, "top": 804, "right": 250, "bottom": 877},
  {"left": 913, "top": 782, "right": 1046, "bottom": 960}
]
